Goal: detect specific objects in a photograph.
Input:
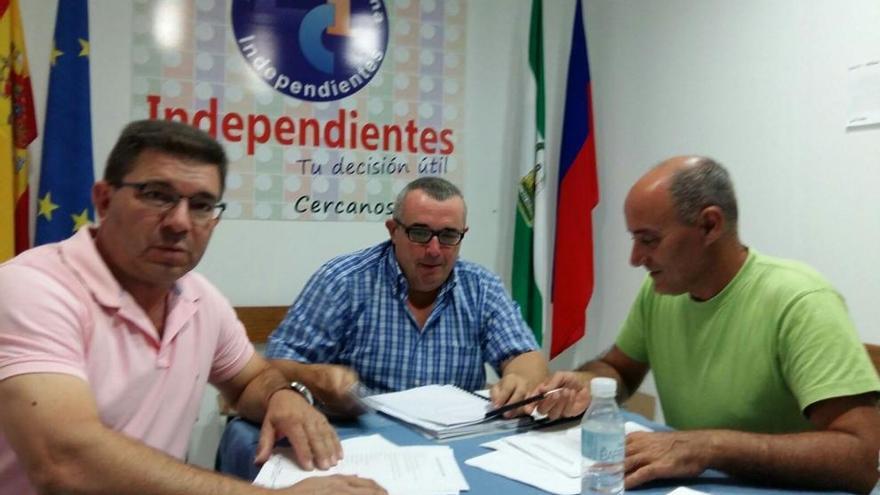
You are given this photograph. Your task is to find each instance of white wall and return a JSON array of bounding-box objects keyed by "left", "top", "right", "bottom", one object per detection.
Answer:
[
  {"left": 19, "top": 0, "right": 880, "bottom": 463},
  {"left": 563, "top": 0, "right": 880, "bottom": 370}
]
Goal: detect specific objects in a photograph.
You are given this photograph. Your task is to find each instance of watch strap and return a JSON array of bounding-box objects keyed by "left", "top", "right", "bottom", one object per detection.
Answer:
[{"left": 287, "top": 381, "right": 315, "bottom": 406}]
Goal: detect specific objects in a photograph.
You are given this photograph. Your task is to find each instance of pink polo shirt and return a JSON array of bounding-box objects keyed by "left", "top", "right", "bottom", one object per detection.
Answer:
[{"left": 0, "top": 227, "right": 255, "bottom": 493}]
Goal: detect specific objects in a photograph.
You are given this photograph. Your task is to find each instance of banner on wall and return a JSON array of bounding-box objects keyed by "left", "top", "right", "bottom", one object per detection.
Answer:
[{"left": 131, "top": 0, "right": 468, "bottom": 222}]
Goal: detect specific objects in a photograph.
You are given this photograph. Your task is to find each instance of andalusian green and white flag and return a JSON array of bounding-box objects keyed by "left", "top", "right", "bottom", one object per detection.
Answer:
[{"left": 511, "top": 0, "right": 547, "bottom": 345}]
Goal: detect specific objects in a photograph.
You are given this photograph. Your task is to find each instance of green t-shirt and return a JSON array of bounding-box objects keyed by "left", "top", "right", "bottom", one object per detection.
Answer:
[{"left": 616, "top": 250, "right": 880, "bottom": 433}]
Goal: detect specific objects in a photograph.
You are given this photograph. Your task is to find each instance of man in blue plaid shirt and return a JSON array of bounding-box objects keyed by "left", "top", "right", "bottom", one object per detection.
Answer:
[{"left": 266, "top": 177, "right": 548, "bottom": 417}]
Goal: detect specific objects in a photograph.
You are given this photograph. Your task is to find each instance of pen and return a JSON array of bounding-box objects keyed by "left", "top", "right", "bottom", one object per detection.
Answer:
[{"left": 484, "top": 388, "right": 563, "bottom": 419}]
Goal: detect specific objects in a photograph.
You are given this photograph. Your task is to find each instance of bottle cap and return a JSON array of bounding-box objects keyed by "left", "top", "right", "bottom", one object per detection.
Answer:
[{"left": 590, "top": 377, "right": 617, "bottom": 397}]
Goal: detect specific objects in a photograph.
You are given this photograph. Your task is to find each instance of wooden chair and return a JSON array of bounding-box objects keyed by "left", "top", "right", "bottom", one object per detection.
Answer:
[{"left": 234, "top": 306, "right": 288, "bottom": 344}]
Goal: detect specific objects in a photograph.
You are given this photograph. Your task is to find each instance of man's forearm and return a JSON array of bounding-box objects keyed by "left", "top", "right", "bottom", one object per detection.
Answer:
[
  {"left": 702, "top": 428, "right": 877, "bottom": 493},
  {"left": 576, "top": 349, "right": 648, "bottom": 402},
  {"left": 26, "top": 422, "right": 273, "bottom": 495},
  {"left": 576, "top": 360, "right": 631, "bottom": 399},
  {"left": 270, "top": 359, "right": 320, "bottom": 390},
  {"left": 234, "top": 363, "right": 292, "bottom": 423},
  {"left": 268, "top": 359, "right": 359, "bottom": 408}
]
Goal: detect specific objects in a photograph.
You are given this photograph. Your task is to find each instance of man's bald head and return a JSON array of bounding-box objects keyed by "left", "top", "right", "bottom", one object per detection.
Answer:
[{"left": 632, "top": 155, "right": 738, "bottom": 232}]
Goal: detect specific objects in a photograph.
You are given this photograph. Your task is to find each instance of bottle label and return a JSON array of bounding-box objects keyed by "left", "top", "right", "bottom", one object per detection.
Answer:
[{"left": 582, "top": 428, "right": 624, "bottom": 463}]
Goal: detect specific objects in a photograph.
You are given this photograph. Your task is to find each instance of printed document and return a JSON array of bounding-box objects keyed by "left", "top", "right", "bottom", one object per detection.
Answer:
[
  {"left": 466, "top": 422, "right": 652, "bottom": 495},
  {"left": 364, "top": 384, "right": 535, "bottom": 439},
  {"left": 255, "top": 434, "right": 468, "bottom": 495}
]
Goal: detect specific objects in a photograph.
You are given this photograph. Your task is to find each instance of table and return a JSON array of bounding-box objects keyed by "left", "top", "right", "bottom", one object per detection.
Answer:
[{"left": 216, "top": 413, "right": 851, "bottom": 494}]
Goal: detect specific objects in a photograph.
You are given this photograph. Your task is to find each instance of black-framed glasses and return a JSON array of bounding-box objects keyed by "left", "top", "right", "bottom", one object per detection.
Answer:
[
  {"left": 115, "top": 181, "right": 226, "bottom": 222},
  {"left": 394, "top": 219, "right": 466, "bottom": 246}
]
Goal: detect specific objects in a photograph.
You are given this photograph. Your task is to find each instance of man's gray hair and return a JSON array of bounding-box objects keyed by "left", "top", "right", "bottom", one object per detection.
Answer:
[
  {"left": 668, "top": 157, "right": 738, "bottom": 230},
  {"left": 392, "top": 177, "right": 466, "bottom": 221}
]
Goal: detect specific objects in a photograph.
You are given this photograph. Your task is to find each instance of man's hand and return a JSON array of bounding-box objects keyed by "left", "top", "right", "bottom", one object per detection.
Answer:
[
  {"left": 255, "top": 389, "right": 343, "bottom": 471},
  {"left": 489, "top": 373, "right": 533, "bottom": 418},
  {"left": 529, "top": 371, "right": 592, "bottom": 420},
  {"left": 282, "top": 475, "right": 387, "bottom": 495},
  {"left": 306, "top": 364, "right": 364, "bottom": 417},
  {"left": 490, "top": 351, "right": 550, "bottom": 418},
  {"left": 624, "top": 431, "right": 711, "bottom": 489}
]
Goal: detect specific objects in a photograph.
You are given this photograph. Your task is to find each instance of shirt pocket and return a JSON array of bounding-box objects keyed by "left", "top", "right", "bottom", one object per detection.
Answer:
[{"left": 428, "top": 325, "right": 484, "bottom": 389}]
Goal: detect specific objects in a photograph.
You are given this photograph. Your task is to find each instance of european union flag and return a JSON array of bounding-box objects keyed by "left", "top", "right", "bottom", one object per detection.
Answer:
[{"left": 35, "top": 0, "right": 93, "bottom": 245}]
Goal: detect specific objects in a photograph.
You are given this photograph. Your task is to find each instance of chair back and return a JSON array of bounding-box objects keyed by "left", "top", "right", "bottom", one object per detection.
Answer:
[{"left": 234, "top": 306, "right": 288, "bottom": 343}]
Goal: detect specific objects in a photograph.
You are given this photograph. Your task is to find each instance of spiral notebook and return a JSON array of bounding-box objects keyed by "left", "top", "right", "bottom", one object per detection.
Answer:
[{"left": 364, "top": 384, "right": 537, "bottom": 440}]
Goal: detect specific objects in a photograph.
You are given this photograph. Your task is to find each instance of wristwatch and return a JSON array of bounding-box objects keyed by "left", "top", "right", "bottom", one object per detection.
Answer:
[{"left": 287, "top": 381, "right": 315, "bottom": 406}]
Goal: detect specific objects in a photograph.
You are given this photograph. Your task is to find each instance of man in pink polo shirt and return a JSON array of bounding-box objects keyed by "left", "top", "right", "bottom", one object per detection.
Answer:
[{"left": 0, "top": 120, "right": 384, "bottom": 495}]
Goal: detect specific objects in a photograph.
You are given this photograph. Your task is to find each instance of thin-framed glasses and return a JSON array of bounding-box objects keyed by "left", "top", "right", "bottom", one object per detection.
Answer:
[
  {"left": 115, "top": 181, "right": 226, "bottom": 222},
  {"left": 394, "top": 218, "right": 466, "bottom": 246}
]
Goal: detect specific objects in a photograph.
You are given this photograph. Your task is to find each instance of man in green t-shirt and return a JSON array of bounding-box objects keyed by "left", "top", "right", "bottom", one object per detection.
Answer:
[{"left": 532, "top": 156, "right": 880, "bottom": 493}]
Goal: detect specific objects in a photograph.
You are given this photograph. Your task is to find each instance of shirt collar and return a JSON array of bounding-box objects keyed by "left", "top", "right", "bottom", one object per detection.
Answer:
[
  {"left": 59, "top": 227, "right": 194, "bottom": 310},
  {"left": 381, "top": 240, "right": 458, "bottom": 299},
  {"left": 685, "top": 247, "right": 755, "bottom": 309}
]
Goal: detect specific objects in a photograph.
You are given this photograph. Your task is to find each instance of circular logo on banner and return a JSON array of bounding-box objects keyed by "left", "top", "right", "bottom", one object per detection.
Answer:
[{"left": 231, "top": 0, "right": 389, "bottom": 102}]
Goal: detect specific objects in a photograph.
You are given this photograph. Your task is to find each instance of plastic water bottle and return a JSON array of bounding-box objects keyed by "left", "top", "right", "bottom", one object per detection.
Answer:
[{"left": 581, "top": 377, "right": 625, "bottom": 495}]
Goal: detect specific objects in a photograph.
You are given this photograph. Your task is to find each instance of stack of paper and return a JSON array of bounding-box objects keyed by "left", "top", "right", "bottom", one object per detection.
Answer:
[
  {"left": 465, "top": 422, "right": 653, "bottom": 495},
  {"left": 254, "top": 434, "right": 469, "bottom": 495},
  {"left": 364, "top": 384, "right": 534, "bottom": 440}
]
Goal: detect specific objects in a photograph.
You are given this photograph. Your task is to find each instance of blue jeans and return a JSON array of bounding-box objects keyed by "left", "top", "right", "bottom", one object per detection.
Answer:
[{"left": 215, "top": 418, "right": 263, "bottom": 481}]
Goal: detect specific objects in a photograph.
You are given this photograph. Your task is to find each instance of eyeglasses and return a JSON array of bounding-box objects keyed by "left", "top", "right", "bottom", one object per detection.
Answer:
[
  {"left": 115, "top": 181, "right": 226, "bottom": 222},
  {"left": 394, "top": 219, "right": 466, "bottom": 246}
]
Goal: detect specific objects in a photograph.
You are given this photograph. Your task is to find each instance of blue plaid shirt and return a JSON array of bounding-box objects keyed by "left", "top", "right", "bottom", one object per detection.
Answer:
[{"left": 266, "top": 241, "right": 538, "bottom": 392}]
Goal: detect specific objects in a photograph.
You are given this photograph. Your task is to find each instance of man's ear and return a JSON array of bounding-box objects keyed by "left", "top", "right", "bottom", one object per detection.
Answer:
[
  {"left": 385, "top": 217, "right": 397, "bottom": 239},
  {"left": 699, "top": 206, "right": 725, "bottom": 244},
  {"left": 92, "top": 181, "right": 112, "bottom": 221}
]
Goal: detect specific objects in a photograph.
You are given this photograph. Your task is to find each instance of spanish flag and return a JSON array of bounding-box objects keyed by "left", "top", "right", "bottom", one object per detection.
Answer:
[{"left": 0, "top": 0, "right": 37, "bottom": 262}]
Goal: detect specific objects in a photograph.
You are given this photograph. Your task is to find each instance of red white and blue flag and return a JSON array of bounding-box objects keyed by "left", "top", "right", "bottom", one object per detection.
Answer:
[{"left": 551, "top": 0, "right": 599, "bottom": 358}]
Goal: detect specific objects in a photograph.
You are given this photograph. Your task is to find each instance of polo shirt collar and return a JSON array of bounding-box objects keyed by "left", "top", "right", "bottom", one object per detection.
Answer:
[
  {"left": 60, "top": 227, "right": 125, "bottom": 309},
  {"left": 59, "top": 227, "right": 197, "bottom": 310}
]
